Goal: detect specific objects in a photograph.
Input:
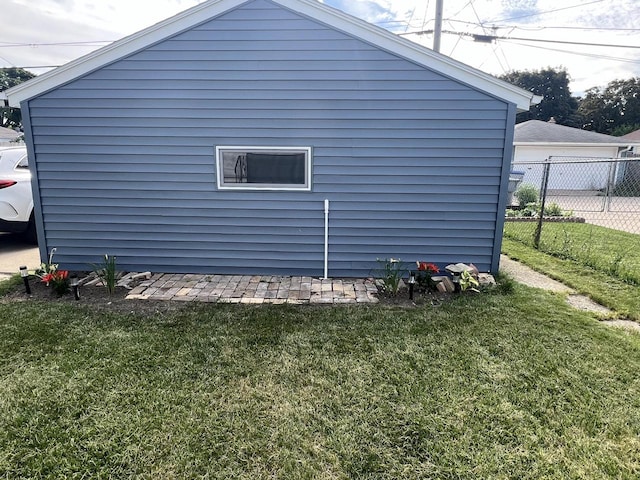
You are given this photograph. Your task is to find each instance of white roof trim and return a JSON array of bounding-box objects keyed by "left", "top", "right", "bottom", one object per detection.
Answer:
[
  {"left": 514, "top": 142, "right": 638, "bottom": 148},
  {"left": 6, "top": 0, "right": 538, "bottom": 110}
]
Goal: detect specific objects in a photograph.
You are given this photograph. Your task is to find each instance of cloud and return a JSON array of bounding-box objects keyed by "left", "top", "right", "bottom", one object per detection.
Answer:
[
  {"left": 2, "top": 0, "right": 638, "bottom": 93},
  {"left": 328, "top": 0, "right": 404, "bottom": 25},
  {"left": 494, "top": 0, "right": 539, "bottom": 22},
  {"left": 576, "top": 0, "right": 638, "bottom": 29}
]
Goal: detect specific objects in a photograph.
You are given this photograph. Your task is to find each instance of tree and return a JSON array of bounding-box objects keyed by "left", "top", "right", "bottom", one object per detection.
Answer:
[
  {"left": 578, "top": 77, "right": 640, "bottom": 135},
  {"left": 0, "top": 67, "right": 36, "bottom": 130},
  {"left": 500, "top": 67, "right": 580, "bottom": 126}
]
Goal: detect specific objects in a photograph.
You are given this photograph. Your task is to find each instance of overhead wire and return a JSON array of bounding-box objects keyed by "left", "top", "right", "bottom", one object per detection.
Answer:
[
  {"left": 0, "top": 41, "right": 113, "bottom": 48},
  {"left": 501, "top": 40, "right": 640, "bottom": 64},
  {"left": 487, "top": 0, "right": 604, "bottom": 23},
  {"left": 421, "top": 0, "right": 431, "bottom": 30},
  {"left": 400, "top": 29, "right": 640, "bottom": 50},
  {"left": 442, "top": 18, "right": 640, "bottom": 33}
]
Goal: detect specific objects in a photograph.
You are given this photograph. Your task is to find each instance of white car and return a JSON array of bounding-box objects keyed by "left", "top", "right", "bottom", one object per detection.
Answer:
[{"left": 0, "top": 145, "right": 36, "bottom": 242}]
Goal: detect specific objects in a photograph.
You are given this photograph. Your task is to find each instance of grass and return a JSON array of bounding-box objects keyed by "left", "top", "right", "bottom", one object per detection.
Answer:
[
  {"left": 502, "top": 238, "right": 640, "bottom": 320},
  {"left": 1, "top": 291, "right": 640, "bottom": 478},
  {"left": 0, "top": 275, "right": 22, "bottom": 297},
  {"left": 504, "top": 222, "right": 640, "bottom": 285}
]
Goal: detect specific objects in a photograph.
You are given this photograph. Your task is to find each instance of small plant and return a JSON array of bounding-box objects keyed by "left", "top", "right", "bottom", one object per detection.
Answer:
[
  {"left": 459, "top": 270, "right": 480, "bottom": 293},
  {"left": 92, "top": 254, "right": 118, "bottom": 295},
  {"left": 543, "top": 202, "right": 563, "bottom": 217},
  {"left": 514, "top": 184, "right": 539, "bottom": 208},
  {"left": 41, "top": 270, "right": 70, "bottom": 296},
  {"left": 608, "top": 251, "right": 626, "bottom": 277},
  {"left": 36, "top": 247, "right": 59, "bottom": 285},
  {"left": 415, "top": 261, "right": 441, "bottom": 292},
  {"left": 492, "top": 272, "right": 516, "bottom": 295},
  {"left": 373, "top": 258, "right": 407, "bottom": 295}
]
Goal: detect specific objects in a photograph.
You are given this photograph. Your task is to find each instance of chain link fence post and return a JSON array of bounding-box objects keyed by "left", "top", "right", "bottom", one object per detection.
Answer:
[
  {"left": 533, "top": 159, "right": 551, "bottom": 249},
  {"left": 604, "top": 160, "right": 617, "bottom": 213}
]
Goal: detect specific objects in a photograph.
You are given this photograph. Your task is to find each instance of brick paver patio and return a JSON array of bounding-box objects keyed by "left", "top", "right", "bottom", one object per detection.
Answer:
[{"left": 126, "top": 274, "right": 379, "bottom": 304}]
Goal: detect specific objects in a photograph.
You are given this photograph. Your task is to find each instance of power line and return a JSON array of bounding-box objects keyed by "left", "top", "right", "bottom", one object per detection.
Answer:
[
  {"left": 500, "top": 35, "right": 640, "bottom": 49},
  {"left": 1, "top": 65, "right": 61, "bottom": 69},
  {"left": 487, "top": 0, "right": 604, "bottom": 23},
  {"left": 513, "top": 25, "right": 640, "bottom": 32},
  {"left": 401, "top": 29, "right": 640, "bottom": 49},
  {"left": 444, "top": 18, "right": 640, "bottom": 33},
  {"left": 502, "top": 40, "right": 640, "bottom": 65},
  {"left": 421, "top": 0, "right": 431, "bottom": 30},
  {"left": 0, "top": 41, "right": 113, "bottom": 48}
]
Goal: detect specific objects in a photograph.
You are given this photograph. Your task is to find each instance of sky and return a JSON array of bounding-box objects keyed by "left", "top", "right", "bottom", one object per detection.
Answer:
[{"left": 2, "top": 0, "right": 639, "bottom": 96}]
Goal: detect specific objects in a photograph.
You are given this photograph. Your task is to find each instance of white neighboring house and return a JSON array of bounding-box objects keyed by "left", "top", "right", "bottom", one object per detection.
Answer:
[
  {"left": 621, "top": 128, "right": 640, "bottom": 155},
  {"left": 513, "top": 119, "right": 637, "bottom": 191}
]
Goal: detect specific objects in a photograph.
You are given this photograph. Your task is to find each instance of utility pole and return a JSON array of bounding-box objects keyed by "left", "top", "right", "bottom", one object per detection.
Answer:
[{"left": 433, "top": 0, "right": 443, "bottom": 52}]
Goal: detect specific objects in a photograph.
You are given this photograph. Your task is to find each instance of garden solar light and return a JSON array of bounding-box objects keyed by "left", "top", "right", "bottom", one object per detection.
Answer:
[
  {"left": 70, "top": 275, "right": 80, "bottom": 301},
  {"left": 408, "top": 271, "right": 416, "bottom": 301},
  {"left": 19, "top": 266, "right": 31, "bottom": 295}
]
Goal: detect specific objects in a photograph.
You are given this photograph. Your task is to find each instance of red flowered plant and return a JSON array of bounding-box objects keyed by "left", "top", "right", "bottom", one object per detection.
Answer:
[
  {"left": 415, "top": 261, "right": 441, "bottom": 292},
  {"left": 417, "top": 262, "right": 439, "bottom": 274},
  {"left": 41, "top": 270, "right": 70, "bottom": 296}
]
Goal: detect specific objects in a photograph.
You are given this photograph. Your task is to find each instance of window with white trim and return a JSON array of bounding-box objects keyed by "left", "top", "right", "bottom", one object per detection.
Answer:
[{"left": 216, "top": 146, "right": 311, "bottom": 191}]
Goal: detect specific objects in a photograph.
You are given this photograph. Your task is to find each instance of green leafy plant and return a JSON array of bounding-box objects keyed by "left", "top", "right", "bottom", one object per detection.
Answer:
[
  {"left": 92, "top": 254, "right": 118, "bottom": 295},
  {"left": 521, "top": 203, "right": 540, "bottom": 217},
  {"left": 41, "top": 270, "right": 69, "bottom": 296},
  {"left": 514, "top": 184, "right": 539, "bottom": 208},
  {"left": 507, "top": 201, "right": 569, "bottom": 219},
  {"left": 35, "top": 247, "right": 58, "bottom": 283},
  {"left": 373, "top": 258, "right": 407, "bottom": 295},
  {"left": 415, "top": 261, "right": 441, "bottom": 292},
  {"left": 543, "top": 202, "right": 563, "bottom": 217},
  {"left": 459, "top": 270, "right": 480, "bottom": 293}
]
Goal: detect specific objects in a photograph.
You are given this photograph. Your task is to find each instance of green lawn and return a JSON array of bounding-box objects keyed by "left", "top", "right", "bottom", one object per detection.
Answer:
[
  {"left": 502, "top": 238, "right": 640, "bottom": 321},
  {"left": 504, "top": 221, "right": 640, "bottom": 285},
  {"left": 1, "top": 291, "right": 640, "bottom": 478}
]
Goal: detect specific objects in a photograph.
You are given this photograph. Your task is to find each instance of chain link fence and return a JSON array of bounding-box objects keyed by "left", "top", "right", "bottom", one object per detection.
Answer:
[{"left": 504, "top": 156, "right": 640, "bottom": 283}]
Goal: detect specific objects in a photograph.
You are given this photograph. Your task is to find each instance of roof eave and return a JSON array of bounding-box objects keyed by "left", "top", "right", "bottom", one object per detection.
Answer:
[
  {"left": 6, "top": 0, "right": 537, "bottom": 111},
  {"left": 514, "top": 142, "right": 638, "bottom": 147}
]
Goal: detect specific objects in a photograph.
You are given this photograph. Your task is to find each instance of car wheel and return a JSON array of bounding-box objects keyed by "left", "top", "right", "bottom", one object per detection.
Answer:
[{"left": 23, "top": 212, "right": 38, "bottom": 244}]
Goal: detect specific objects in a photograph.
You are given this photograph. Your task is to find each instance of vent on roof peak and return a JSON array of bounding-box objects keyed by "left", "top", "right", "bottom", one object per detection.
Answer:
[{"left": 548, "top": 117, "right": 557, "bottom": 124}]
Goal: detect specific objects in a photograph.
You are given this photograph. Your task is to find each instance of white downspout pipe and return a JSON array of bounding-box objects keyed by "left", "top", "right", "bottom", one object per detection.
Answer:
[{"left": 323, "top": 199, "right": 329, "bottom": 279}]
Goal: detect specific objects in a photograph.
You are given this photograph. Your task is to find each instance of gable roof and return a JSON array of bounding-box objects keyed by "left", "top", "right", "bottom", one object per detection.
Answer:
[
  {"left": 6, "top": 0, "right": 538, "bottom": 111},
  {"left": 514, "top": 120, "right": 635, "bottom": 147},
  {"left": 621, "top": 128, "right": 640, "bottom": 141}
]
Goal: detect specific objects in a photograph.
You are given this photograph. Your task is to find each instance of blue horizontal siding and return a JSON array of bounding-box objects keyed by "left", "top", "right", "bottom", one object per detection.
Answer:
[
  {"left": 32, "top": 131, "right": 507, "bottom": 144},
  {"left": 34, "top": 153, "right": 504, "bottom": 166},
  {"left": 27, "top": 0, "right": 510, "bottom": 276}
]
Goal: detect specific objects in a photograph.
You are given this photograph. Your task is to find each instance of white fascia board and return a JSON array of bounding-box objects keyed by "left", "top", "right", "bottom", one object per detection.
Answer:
[
  {"left": 514, "top": 142, "right": 636, "bottom": 147},
  {"left": 6, "top": 0, "right": 537, "bottom": 111}
]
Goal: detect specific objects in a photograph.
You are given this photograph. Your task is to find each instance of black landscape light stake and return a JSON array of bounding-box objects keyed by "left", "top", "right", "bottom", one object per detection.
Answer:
[
  {"left": 408, "top": 271, "right": 416, "bottom": 301},
  {"left": 71, "top": 275, "right": 80, "bottom": 301},
  {"left": 19, "top": 266, "right": 31, "bottom": 295}
]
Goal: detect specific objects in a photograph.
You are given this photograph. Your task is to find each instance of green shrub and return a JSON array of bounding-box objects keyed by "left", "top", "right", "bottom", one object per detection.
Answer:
[
  {"left": 514, "top": 184, "right": 539, "bottom": 208},
  {"left": 543, "top": 202, "right": 563, "bottom": 216}
]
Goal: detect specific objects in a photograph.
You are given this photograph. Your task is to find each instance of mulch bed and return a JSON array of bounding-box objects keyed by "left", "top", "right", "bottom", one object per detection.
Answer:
[
  {"left": 3, "top": 274, "right": 457, "bottom": 314},
  {"left": 2, "top": 275, "right": 188, "bottom": 316}
]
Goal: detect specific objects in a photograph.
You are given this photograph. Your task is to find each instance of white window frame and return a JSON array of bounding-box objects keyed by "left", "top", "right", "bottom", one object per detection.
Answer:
[{"left": 216, "top": 146, "right": 312, "bottom": 191}]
